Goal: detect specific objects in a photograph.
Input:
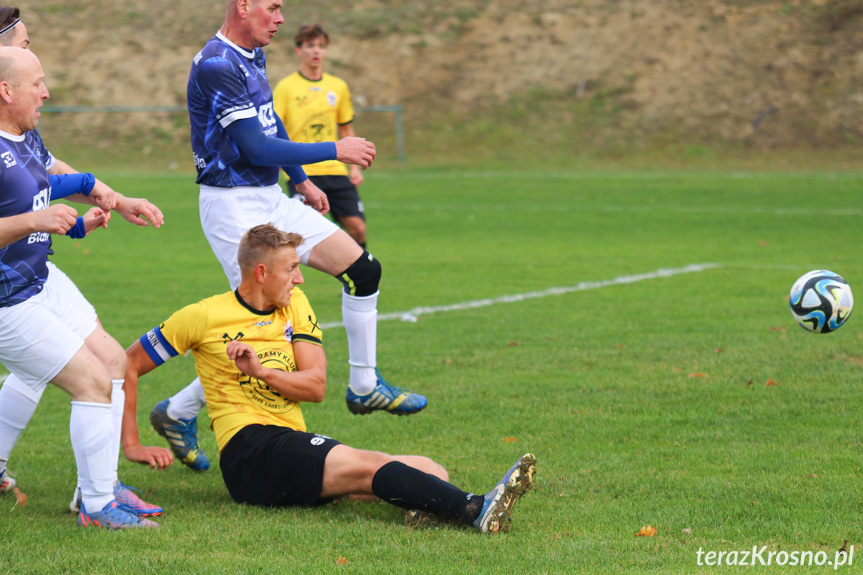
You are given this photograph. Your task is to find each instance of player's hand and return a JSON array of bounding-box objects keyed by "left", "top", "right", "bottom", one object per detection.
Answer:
[
  {"left": 81, "top": 207, "right": 111, "bottom": 235},
  {"left": 349, "top": 164, "right": 364, "bottom": 187},
  {"left": 33, "top": 204, "right": 79, "bottom": 234},
  {"left": 88, "top": 180, "right": 118, "bottom": 211},
  {"left": 115, "top": 196, "right": 165, "bottom": 228},
  {"left": 123, "top": 442, "right": 174, "bottom": 470},
  {"left": 294, "top": 180, "right": 330, "bottom": 215},
  {"left": 335, "top": 137, "right": 376, "bottom": 169},
  {"left": 227, "top": 340, "right": 263, "bottom": 378}
]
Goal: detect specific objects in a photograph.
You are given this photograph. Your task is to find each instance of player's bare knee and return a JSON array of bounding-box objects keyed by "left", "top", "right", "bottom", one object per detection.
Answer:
[{"left": 335, "top": 250, "right": 381, "bottom": 297}]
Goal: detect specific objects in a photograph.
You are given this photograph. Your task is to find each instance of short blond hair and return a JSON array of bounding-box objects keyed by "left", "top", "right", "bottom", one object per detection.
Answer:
[{"left": 237, "top": 223, "right": 304, "bottom": 274}]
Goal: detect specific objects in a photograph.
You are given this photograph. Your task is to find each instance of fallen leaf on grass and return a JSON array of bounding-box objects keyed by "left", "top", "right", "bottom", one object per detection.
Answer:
[
  {"left": 688, "top": 373, "right": 708, "bottom": 378},
  {"left": 746, "top": 380, "right": 753, "bottom": 386},
  {"left": 506, "top": 342, "right": 518, "bottom": 347},
  {"left": 12, "top": 486, "right": 26, "bottom": 507},
  {"left": 635, "top": 525, "right": 657, "bottom": 537},
  {"left": 501, "top": 436, "right": 519, "bottom": 443},
  {"left": 682, "top": 528, "right": 692, "bottom": 535},
  {"left": 766, "top": 379, "right": 778, "bottom": 386},
  {"left": 336, "top": 556, "right": 348, "bottom": 566},
  {"left": 769, "top": 326, "right": 788, "bottom": 332},
  {"left": 715, "top": 348, "right": 723, "bottom": 354}
]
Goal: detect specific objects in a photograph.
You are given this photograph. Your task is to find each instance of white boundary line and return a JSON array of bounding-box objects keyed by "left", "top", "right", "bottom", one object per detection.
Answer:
[{"left": 321, "top": 263, "right": 721, "bottom": 329}]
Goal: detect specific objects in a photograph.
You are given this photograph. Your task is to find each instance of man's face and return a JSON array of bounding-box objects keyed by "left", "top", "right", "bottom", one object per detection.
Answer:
[
  {"left": 9, "top": 51, "right": 48, "bottom": 134},
  {"left": 295, "top": 37, "right": 327, "bottom": 70},
  {"left": 246, "top": 0, "right": 284, "bottom": 48},
  {"left": 261, "top": 246, "right": 304, "bottom": 309}
]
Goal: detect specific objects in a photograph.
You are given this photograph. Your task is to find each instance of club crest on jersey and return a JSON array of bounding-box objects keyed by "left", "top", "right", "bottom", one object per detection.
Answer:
[
  {"left": 237, "top": 348, "right": 298, "bottom": 413},
  {"left": 327, "top": 91, "right": 337, "bottom": 107},
  {"left": 284, "top": 320, "right": 294, "bottom": 343},
  {"left": 1, "top": 151, "right": 16, "bottom": 168}
]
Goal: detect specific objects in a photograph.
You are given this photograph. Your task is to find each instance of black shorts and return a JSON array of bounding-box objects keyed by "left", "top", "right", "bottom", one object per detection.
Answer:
[
  {"left": 288, "top": 175, "right": 365, "bottom": 221},
  {"left": 219, "top": 424, "right": 341, "bottom": 507}
]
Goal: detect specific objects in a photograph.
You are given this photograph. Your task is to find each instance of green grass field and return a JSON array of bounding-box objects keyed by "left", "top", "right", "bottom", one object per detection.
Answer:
[{"left": 1, "top": 167, "right": 862, "bottom": 574}]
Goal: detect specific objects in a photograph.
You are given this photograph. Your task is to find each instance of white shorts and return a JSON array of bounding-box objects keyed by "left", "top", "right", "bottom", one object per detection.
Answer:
[
  {"left": 199, "top": 184, "right": 339, "bottom": 290},
  {"left": 0, "top": 262, "right": 97, "bottom": 396}
]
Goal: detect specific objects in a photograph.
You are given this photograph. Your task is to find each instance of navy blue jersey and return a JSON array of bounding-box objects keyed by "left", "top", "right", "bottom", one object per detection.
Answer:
[
  {"left": 188, "top": 32, "right": 280, "bottom": 188},
  {"left": 0, "top": 129, "right": 56, "bottom": 308}
]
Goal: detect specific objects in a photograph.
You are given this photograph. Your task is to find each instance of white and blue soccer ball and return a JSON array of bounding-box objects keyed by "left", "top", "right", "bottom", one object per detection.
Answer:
[{"left": 789, "top": 270, "right": 853, "bottom": 334}]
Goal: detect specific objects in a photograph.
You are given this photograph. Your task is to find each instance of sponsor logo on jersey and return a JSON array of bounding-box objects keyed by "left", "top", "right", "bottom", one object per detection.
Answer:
[
  {"left": 258, "top": 102, "right": 276, "bottom": 128},
  {"left": 254, "top": 320, "right": 273, "bottom": 327},
  {"left": 32, "top": 187, "right": 49, "bottom": 212}
]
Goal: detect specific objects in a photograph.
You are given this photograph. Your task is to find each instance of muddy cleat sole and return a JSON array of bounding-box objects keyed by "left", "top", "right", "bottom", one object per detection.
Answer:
[
  {"left": 0, "top": 470, "right": 16, "bottom": 493},
  {"left": 346, "top": 368, "right": 427, "bottom": 416},
  {"left": 473, "top": 453, "right": 537, "bottom": 533},
  {"left": 149, "top": 399, "right": 210, "bottom": 471},
  {"left": 78, "top": 500, "right": 159, "bottom": 529}
]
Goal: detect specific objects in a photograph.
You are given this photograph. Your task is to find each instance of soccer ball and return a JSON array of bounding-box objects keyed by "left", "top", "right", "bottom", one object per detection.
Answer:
[{"left": 789, "top": 270, "right": 853, "bottom": 334}]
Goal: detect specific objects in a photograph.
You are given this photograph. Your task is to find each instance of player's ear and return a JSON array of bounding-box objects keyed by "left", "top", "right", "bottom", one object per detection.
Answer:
[
  {"left": 255, "top": 262, "right": 267, "bottom": 284},
  {"left": 0, "top": 80, "right": 13, "bottom": 104}
]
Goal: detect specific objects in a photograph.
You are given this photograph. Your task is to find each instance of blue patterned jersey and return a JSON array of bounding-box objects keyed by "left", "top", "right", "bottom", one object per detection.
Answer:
[
  {"left": 0, "top": 129, "right": 56, "bottom": 308},
  {"left": 188, "top": 32, "right": 281, "bottom": 188}
]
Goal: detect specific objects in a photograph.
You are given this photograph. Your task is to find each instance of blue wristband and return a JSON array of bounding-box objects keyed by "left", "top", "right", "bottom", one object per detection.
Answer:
[{"left": 65, "top": 217, "right": 86, "bottom": 239}]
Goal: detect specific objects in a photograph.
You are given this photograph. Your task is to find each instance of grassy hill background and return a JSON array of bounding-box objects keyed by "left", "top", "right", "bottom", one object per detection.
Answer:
[{"left": 26, "top": 0, "right": 863, "bottom": 170}]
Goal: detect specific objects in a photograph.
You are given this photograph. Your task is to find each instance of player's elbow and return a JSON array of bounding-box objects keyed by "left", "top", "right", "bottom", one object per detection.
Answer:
[{"left": 308, "top": 380, "right": 326, "bottom": 403}]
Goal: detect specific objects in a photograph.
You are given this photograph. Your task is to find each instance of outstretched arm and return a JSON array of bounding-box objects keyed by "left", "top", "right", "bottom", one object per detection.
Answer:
[
  {"left": 122, "top": 340, "right": 174, "bottom": 470},
  {"left": 49, "top": 159, "right": 164, "bottom": 228}
]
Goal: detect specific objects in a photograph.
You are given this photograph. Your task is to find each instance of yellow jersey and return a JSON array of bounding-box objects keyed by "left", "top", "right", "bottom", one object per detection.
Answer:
[
  {"left": 139, "top": 288, "right": 323, "bottom": 451},
  {"left": 272, "top": 71, "right": 355, "bottom": 178}
]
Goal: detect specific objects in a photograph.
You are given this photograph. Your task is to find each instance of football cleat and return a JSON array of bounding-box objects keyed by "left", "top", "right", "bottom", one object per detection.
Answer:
[
  {"left": 149, "top": 399, "right": 210, "bottom": 471},
  {"left": 71, "top": 483, "right": 164, "bottom": 517},
  {"left": 77, "top": 500, "right": 159, "bottom": 529},
  {"left": 346, "top": 368, "right": 427, "bottom": 416},
  {"left": 114, "top": 482, "right": 163, "bottom": 517},
  {"left": 0, "top": 470, "right": 16, "bottom": 493},
  {"left": 473, "top": 453, "right": 536, "bottom": 534}
]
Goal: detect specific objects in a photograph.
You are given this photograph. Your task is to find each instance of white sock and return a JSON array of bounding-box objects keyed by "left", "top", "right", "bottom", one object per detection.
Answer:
[
  {"left": 342, "top": 291, "right": 379, "bottom": 395},
  {"left": 167, "top": 378, "right": 206, "bottom": 420},
  {"left": 0, "top": 375, "right": 43, "bottom": 475},
  {"left": 70, "top": 401, "right": 114, "bottom": 513},
  {"left": 110, "top": 380, "right": 124, "bottom": 485}
]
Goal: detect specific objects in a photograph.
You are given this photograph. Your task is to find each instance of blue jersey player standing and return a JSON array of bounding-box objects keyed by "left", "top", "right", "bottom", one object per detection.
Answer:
[
  {"left": 136, "top": 0, "right": 427, "bottom": 472},
  {"left": 0, "top": 46, "right": 158, "bottom": 529},
  {"left": 0, "top": 5, "right": 168, "bottom": 521}
]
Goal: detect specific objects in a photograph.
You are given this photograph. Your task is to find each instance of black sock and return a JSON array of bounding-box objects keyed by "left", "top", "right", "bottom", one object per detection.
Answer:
[{"left": 371, "top": 461, "right": 484, "bottom": 524}]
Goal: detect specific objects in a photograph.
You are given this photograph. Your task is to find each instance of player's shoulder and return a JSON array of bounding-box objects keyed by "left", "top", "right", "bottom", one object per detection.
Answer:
[
  {"left": 322, "top": 73, "right": 349, "bottom": 89},
  {"left": 275, "top": 71, "right": 306, "bottom": 88}
]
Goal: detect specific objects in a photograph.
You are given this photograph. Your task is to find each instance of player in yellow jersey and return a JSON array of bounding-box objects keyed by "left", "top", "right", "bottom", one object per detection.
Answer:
[
  {"left": 272, "top": 24, "right": 368, "bottom": 248},
  {"left": 121, "top": 224, "right": 535, "bottom": 533}
]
